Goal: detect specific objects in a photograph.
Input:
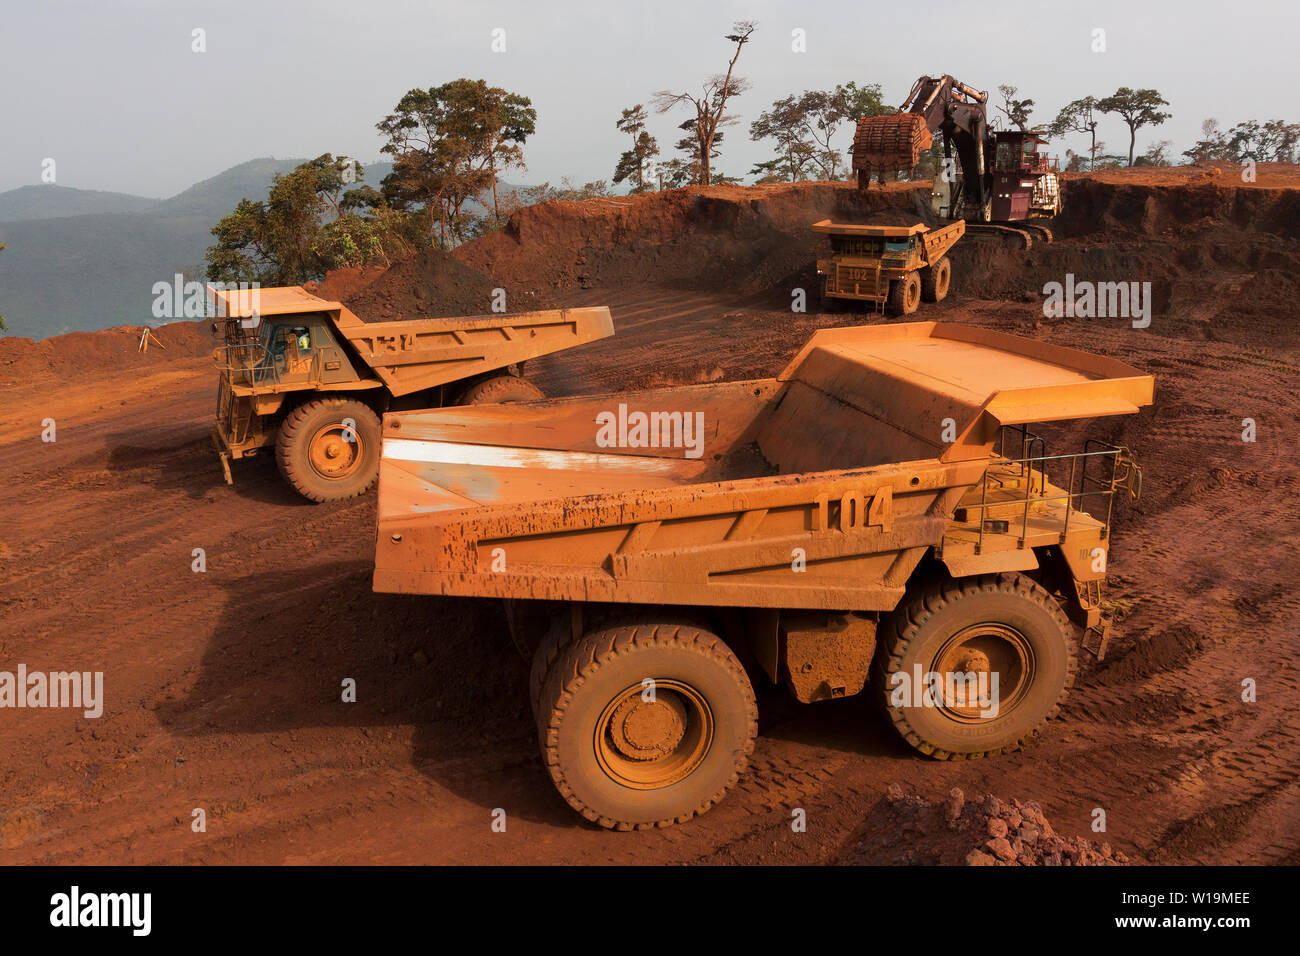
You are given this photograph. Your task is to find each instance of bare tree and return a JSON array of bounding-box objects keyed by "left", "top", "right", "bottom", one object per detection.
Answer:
[{"left": 652, "top": 21, "right": 755, "bottom": 186}]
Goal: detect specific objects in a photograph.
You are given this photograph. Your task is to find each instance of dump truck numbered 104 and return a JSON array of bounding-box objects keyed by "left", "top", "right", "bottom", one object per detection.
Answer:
[
  {"left": 373, "top": 322, "right": 1153, "bottom": 830},
  {"left": 207, "top": 285, "right": 614, "bottom": 502}
]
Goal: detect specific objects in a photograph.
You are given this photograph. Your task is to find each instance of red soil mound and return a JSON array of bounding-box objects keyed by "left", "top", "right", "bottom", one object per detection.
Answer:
[
  {"left": 839, "top": 785, "right": 1129, "bottom": 866},
  {"left": 342, "top": 248, "right": 556, "bottom": 322},
  {"left": 0, "top": 319, "right": 213, "bottom": 379}
]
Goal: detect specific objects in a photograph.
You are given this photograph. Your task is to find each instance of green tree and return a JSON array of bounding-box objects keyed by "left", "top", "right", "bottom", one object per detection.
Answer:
[
  {"left": 612, "top": 105, "right": 660, "bottom": 192},
  {"left": 1049, "top": 97, "right": 1102, "bottom": 170},
  {"left": 747, "top": 159, "right": 785, "bottom": 184},
  {"left": 1099, "top": 88, "right": 1171, "bottom": 167},
  {"left": 1224, "top": 119, "right": 1300, "bottom": 162},
  {"left": 996, "top": 84, "right": 1035, "bottom": 132},
  {"left": 797, "top": 83, "right": 892, "bottom": 180},
  {"left": 832, "top": 81, "right": 893, "bottom": 123},
  {"left": 661, "top": 117, "right": 727, "bottom": 186},
  {"left": 1260, "top": 120, "right": 1300, "bottom": 162},
  {"left": 653, "top": 20, "right": 755, "bottom": 186},
  {"left": 1135, "top": 139, "right": 1173, "bottom": 166},
  {"left": 377, "top": 79, "right": 536, "bottom": 245},
  {"left": 1182, "top": 118, "right": 1229, "bottom": 163},
  {"left": 206, "top": 154, "right": 370, "bottom": 284},
  {"left": 749, "top": 95, "right": 817, "bottom": 181},
  {"left": 658, "top": 157, "right": 696, "bottom": 189}
]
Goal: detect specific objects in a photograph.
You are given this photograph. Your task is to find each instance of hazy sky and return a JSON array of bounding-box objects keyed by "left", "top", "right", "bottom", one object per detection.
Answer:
[{"left": 2, "top": 0, "right": 1295, "bottom": 197}]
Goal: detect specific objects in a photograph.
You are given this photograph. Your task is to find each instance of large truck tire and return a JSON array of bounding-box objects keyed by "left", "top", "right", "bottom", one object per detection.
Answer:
[
  {"left": 921, "top": 257, "right": 951, "bottom": 303},
  {"left": 275, "top": 397, "right": 381, "bottom": 502},
  {"left": 871, "top": 572, "right": 1077, "bottom": 760},
  {"left": 536, "top": 621, "right": 757, "bottom": 830},
  {"left": 459, "top": 374, "right": 545, "bottom": 405},
  {"left": 818, "top": 277, "right": 848, "bottom": 313},
  {"left": 887, "top": 271, "right": 921, "bottom": 316}
]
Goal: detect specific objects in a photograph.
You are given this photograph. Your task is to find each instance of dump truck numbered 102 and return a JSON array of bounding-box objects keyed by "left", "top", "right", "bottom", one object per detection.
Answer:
[
  {"left": 814, "top": 219, "right": 964, "bottom": 315},
  {"left": 208, "top": 285, "right": 614, "bottom": 502},
  {"left": 373, "top": 322, "right": 1153, "bottom": 830}
]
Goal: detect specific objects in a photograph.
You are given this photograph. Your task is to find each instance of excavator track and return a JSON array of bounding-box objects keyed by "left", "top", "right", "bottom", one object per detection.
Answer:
[
  {"left": 1018, "top": 223, "right": 1055, "bottom": 243},
  {"left": 965, "top": 223, "right": 1036, "bottom": 250}
]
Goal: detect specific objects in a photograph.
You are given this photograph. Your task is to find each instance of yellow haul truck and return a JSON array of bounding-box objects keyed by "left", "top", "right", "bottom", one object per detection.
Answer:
[
  {"left": 209, "top": 285, "right": 614, "bottom": 502},
  {"left": 372, "top": 322, "right": 1151, "bottom": 829},
  {"left": 814, "top": 219, "right": 965, "bottom": 315}
]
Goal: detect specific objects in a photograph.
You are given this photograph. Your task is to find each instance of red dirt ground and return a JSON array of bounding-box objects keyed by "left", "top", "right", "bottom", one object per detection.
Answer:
[{"left": 2, "top": 172, "right": 1297, "bottom": 864}]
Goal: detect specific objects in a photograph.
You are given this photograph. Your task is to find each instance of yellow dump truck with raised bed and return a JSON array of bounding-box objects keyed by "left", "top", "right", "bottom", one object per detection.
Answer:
[
  {"left": 209, "top": 285, "right": 613, "bottom": 501},
  {"left": 372, "top": 322, "right": 1151, "bottom": 829},
  {"left": 814, "top": 219, "right": 965, "bottom": 315}
]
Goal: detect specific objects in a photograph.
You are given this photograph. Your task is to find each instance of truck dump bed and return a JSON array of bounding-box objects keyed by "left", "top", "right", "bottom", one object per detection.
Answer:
[
  {"left": 373, "top": 323, "right": 1152, "bottom": 610},
  {"left": 210, "top": 285, "right": 614, "bottom": 397},
  {"left": 330, "top": 304, "right": 613, "bottom": 397}
]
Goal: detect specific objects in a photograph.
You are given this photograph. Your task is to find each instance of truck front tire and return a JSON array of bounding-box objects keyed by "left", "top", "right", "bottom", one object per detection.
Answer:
[
  {"left": 275, "top": 398, "right": 381, "bottom": 502},
  {"left": 871, "top": 572, "right": 1077, "bottom": 759},
  {"left": 536, "top": 621, "right": 757, "bottom": 830},
  {"left": 888, "top": 272, "right": 922, "bottom": 316},
  {"left": 921, "top": 257, "right": 951, "bottom": 302}
]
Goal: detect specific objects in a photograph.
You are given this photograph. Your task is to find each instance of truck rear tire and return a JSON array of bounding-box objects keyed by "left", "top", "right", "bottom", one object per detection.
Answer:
[
  {"left": 871, "top": 572, "right": 1076, "bottom": 759},
  {"left": 459, "top": 375, "right": 544, "bottom": 405},
  {"left": 275, "top": 398, "right": 381, "bottom": 502},
  {"left": 887, "top": 272, "right": 921, "bottom": 316},
  {"left": 536, "top": 621, "right": 757, "bottom": 829},
  {"left": 921, "top": 257, "right": 951, "bottom": 303}
]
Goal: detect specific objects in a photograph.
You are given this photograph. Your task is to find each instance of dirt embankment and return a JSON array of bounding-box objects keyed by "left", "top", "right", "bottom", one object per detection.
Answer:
[
  {"left": 334, "top": 181, "right": 927, "bottom": 322},
  {"left": 453, "top": 181, "right": 925, "bottom": 296},
  {"left": 346, "top": 172, "right": 1300, "bottom": 346},
  {"left": 0, "top": 320, "right": 213, "bottom": 382},
  {"left": 838, "top": 785, "right": 1128, "bottom": 866},
  {"left": 1056, "top": 176, "right": 1300, "bottom": 240}
]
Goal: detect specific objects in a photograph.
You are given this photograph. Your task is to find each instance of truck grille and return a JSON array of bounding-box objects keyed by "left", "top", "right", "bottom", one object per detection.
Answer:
[{"left": 835, "top": 263, "right": 881, "bottom": 296}]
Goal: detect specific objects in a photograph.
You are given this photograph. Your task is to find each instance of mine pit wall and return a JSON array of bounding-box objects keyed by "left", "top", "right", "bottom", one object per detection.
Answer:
[
  {"left": 1055, "top": 177, "right": 1300, "bottom": 240},
  {"left": 452, "top": 182, "right": 930, "bottom": 297},
  {"left": 445, "top": 177, "right": 1300, "bottom": 335}
]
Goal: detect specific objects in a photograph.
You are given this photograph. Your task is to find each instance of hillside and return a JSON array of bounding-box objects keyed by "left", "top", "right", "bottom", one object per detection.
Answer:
[
  {"left": 0, "top": 184, "right": 160, "bottom": 222},
  {"left": 0, "top": 158, "right": 393, "bottom": 339}
]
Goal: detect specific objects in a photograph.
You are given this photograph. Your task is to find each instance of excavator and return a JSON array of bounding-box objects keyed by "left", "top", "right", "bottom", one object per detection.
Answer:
[{"left": 852, "top": 74, "right": 1062, "bottom": 247}]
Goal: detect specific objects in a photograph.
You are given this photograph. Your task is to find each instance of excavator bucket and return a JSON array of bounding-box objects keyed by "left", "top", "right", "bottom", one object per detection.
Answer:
[{"left": 852, "top": 114, "right": 933, "bottom": 179}]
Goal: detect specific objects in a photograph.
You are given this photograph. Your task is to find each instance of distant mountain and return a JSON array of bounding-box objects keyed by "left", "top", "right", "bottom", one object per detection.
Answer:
[
  {"left": 0, "top": 158, "right": 394, "bottom": 340},
  {"left": 150, "top": 157, "right": 394, "bottom": 219},
  {"left": 0, "top": 184, "right": 160, "bottom": 222}
]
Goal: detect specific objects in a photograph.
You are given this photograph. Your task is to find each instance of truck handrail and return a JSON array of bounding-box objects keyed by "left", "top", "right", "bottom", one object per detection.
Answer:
[
  {"left": 215, "top": 342, "right": 278, "bottom": 388},
  {"left": 965, "top": 425, "right": 1141, "bottom": 555}
]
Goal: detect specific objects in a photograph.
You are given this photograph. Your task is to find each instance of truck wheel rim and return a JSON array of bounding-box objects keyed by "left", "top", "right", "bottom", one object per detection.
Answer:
[
  {"left": 930, "top": 623, "right": 1034, "bottom": 723},
  {"left": 308, "top": 424, "right": 363, "bottom": 480},
  {"left": 907, "top": 278, "right": 920, "bottom": 309},
  {"left": 594, "top": 680, "right": 713, "bottom": 790}
]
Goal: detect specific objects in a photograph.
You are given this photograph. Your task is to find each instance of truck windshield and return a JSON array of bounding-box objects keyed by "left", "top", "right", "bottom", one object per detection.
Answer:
[{"left": 884, "top": 240, "right": 910, "bottom": 253}]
